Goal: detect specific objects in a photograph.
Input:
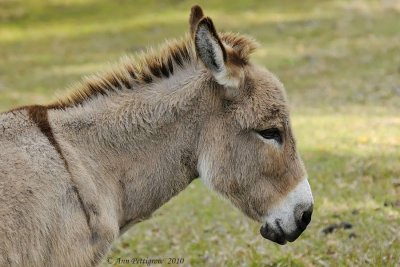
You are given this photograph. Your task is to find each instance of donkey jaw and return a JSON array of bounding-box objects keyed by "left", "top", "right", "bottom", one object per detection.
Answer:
[{"left": 261, "top": 178, "right": 314, "bottom": 245}]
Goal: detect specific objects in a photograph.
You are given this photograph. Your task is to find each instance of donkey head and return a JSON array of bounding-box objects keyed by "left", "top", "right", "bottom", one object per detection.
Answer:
[{"left": 191, "top": 6, "right": 314, "bottom": 245}]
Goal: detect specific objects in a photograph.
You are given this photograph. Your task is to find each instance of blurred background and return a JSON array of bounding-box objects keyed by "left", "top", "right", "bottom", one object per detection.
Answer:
[{"left": 1, "top": 0, "right": 399, "bottom": 266}]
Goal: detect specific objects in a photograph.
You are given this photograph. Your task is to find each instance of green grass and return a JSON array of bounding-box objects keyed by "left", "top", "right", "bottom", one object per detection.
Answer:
[{"left": 1, "top": 0, "right": 399, "bottom": 266}]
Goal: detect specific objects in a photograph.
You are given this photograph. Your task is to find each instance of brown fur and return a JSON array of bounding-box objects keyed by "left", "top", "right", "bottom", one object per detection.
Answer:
[
  {"left": 0, "top": 5, "right": 311, "bottom": 266},
  {"left": 26, "top": 105, "right": 70, "bottom": 171},
  {"left": 189, "top": 5, "right": 204, "bottom": 36}
]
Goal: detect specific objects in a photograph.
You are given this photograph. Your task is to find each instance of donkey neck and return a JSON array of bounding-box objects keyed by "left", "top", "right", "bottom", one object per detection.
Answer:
[{"left": 48, "top": 69, "right": 219, "bottom": 230}]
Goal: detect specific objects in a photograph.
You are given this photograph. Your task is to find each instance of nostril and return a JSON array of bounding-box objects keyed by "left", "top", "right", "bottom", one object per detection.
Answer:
[
  {"left": 296, "top": 205, "right": 313, "bottom": 230},
  {"left": 260, "top": 224, "right": 269, "bottom": 239},
  {"left": 301, "top": 210, "right": 312, "bottom": 226}
]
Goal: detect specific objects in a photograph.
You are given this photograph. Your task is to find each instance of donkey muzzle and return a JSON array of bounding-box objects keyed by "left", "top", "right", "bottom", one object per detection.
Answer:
[
  {"left": 260, "top": 178, "right": 314, "bottom": 244},
  {"left": 260, "top": 204, "right": 313, "bottom": 245}
]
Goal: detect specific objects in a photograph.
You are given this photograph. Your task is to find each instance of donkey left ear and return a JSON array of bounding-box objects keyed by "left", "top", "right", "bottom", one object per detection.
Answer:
[{"left": 193, "top": 17, "right": 241, "bottom": 91}]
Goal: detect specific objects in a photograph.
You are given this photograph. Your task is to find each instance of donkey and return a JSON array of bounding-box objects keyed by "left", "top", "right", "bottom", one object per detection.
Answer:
[{"left": 0, "top": 5, "right": 313, "bottom": 267}]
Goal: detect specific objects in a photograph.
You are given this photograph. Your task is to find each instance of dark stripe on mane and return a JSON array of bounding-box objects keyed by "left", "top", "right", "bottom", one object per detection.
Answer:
[{"left": 48, "top": 33, "right": 257, "bottom": 109}]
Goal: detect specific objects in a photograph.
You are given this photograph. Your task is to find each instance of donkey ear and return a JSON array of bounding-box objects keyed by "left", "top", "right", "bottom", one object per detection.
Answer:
[
  {"left": 194, "top": 17, "right": 240, "bottom": 89},
  {"left": 189, "top": 5, "right": 204, "bottom": 37}
]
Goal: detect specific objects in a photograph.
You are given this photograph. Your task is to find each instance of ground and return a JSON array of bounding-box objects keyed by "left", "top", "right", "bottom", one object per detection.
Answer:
[{"left": 0, "top": 0, "right": 399, "bottom": 266}]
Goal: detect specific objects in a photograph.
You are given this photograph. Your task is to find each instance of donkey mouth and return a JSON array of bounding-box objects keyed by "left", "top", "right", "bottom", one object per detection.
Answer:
[
  {"left": 260, "top": 222, "right": 287, "bottom": 245},
  {"left": 260, "top": 219, "right": 306, "bottom": 245}
]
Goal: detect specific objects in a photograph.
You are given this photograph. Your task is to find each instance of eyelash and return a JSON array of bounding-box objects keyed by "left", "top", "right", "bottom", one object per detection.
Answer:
[{"left": 256, "top": 128, "right": 283, "bottom": 144}]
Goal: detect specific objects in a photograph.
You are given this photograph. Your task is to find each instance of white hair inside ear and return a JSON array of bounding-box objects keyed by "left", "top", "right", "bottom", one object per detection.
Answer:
[
  {"left": 214, "top": 68, "right": 241, "bottom": 88},
  {"left": 215, "top": 70, "right": 242, "bottom": 99}
]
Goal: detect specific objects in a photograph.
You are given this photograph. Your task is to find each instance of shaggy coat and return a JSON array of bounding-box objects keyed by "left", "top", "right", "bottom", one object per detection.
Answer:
[{"left": 0, "top": 5, "right": 313, "bottom": 266}]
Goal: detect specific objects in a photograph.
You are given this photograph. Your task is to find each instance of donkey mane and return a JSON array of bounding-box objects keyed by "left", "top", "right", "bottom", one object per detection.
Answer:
[{"left": 50, "top": 32, "right": 258, "bottom": 109}]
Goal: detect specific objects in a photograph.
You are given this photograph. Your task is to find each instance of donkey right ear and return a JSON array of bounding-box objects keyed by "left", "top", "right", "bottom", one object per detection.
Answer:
[
  {"left": 194, "top": 17, "right": 241, "bottom": 90},
  {"left": 189, "top": 5, "right": 204, "bottom": 37}
]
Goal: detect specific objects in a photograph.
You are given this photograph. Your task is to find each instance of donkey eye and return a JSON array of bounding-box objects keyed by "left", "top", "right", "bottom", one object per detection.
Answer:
[{"left": 257, "top": 128, "right": 282, "bottom": 144}]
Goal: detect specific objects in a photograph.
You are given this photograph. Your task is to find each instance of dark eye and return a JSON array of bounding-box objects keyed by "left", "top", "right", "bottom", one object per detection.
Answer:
[{"left": 257, "top": 128, "right": 282, "bottom": 144}]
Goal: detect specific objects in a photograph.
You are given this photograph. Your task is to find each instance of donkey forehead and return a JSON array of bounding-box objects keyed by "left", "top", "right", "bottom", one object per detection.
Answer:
[
  {"left": 247, "top": 65, "right": 286, "bottom": 98},
  {"left": 230, "top": 65, "right": 290, "bottom": 128}
]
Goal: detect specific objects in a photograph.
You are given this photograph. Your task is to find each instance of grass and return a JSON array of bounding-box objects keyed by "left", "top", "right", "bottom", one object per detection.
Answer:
[{"left": 1, "top": 0, "right": 399, "bottom": 266}]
